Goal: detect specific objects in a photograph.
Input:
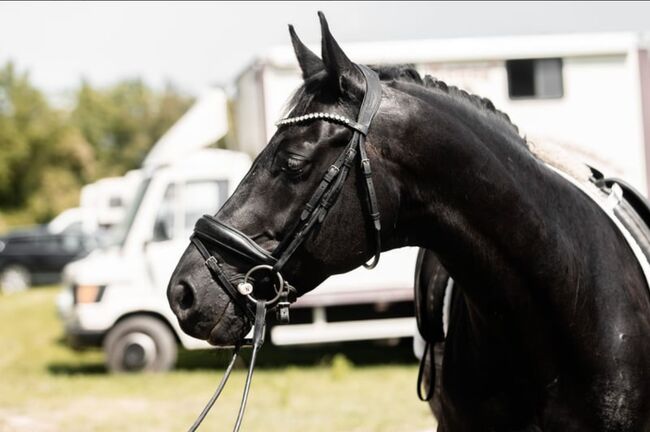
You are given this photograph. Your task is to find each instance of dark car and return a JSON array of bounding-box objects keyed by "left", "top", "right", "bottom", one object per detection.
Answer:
[{"left": 0, "top": 225, "right": 96, "bottom": 293}]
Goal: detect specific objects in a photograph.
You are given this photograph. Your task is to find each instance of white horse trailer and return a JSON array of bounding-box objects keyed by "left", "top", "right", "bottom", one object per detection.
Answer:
[{"left": 233, "top": 32, "right": 650, "bottom": 194}]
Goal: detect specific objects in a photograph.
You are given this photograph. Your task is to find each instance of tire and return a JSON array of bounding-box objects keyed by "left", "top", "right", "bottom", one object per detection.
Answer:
[
  {"left": 0, "top": 264, "right": 31, "bottom": 294},
  {"left": 104, "top": 316, "right": 178, "bottom": 373}
]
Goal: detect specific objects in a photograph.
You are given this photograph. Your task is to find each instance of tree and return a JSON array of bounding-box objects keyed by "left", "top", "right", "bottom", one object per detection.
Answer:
[
  {"left": 0, "top": 62, "right": 193, "bottom": 228},
  {"left": 0, "top": 63, "right": 95, "bottom": 224},
  {"left": 71, "top": 79, "right": 193, "bottom": 178}
]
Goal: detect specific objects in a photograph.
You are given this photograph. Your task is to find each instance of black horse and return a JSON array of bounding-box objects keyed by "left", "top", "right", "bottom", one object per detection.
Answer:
[{"left": 168, "top": 13, "right": 650, "bottom": 431}]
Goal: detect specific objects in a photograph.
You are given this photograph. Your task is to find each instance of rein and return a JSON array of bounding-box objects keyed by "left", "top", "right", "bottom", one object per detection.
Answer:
[{"left": 186, "top": 64, "right": 384, "bottom": 431}]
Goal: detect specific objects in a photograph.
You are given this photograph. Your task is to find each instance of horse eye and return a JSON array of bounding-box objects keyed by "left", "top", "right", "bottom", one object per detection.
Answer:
[
  {"left": 283, "top": 156, "right": 307, "bottom": 175},
  {"left": 287, "top": 157, "right": 303, "bottom": 170}
]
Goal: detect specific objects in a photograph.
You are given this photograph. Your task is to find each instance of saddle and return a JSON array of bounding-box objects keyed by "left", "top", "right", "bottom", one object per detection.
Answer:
[{"left": 589, "top": 167, "right": 650, "bottom": 265}]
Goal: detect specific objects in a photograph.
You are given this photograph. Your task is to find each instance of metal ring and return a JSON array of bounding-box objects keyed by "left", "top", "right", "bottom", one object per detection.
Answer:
[{"left": 241, "top": 265, "right": 285, "bottom": 307}]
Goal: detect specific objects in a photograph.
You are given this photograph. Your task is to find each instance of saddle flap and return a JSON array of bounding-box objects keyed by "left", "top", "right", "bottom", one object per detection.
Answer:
[{"left": 414, "top": 249, "right": 450, "bottom": 344}]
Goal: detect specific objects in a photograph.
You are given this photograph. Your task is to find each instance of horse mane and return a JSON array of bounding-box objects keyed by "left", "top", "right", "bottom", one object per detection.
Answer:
[
  {"left": 370, "top": 64, "right": 520, "bottom": 136},
  {"left": 372, "top": 65, "right": 594, "bottom": 184}
]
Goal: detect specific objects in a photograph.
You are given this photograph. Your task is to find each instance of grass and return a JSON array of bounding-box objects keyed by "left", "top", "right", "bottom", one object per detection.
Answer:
[{"left": 0, "top": 286, "right": 436, "bottom": 432}]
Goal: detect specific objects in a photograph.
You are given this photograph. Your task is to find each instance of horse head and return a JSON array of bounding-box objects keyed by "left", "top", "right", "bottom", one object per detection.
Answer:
[{"left": 167, "top": 13, "right": 408, "bottom": 346}]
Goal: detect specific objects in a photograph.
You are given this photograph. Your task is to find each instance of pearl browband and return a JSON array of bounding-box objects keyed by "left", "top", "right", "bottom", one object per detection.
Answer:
[{"left": 276, "top": 112, "right": 369, "bottom": 135}]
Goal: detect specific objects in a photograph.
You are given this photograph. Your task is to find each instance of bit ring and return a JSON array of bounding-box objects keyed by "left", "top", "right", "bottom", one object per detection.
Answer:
[{"left": 240, "top": 265, "right": 284, "bottom": 307}]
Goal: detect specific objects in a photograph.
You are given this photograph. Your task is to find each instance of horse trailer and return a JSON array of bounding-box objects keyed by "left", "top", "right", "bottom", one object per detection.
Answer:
[{"left": 232, "top": 31, "right": 650, "bottom": 194}]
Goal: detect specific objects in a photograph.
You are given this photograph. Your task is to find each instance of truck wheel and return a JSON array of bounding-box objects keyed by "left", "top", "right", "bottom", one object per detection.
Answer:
[
  {"left": 0, "top": 265, "right": 31, "bottom": 294},
  {"left": 104, "top": 316, "right": 177, "bottom": 373}
]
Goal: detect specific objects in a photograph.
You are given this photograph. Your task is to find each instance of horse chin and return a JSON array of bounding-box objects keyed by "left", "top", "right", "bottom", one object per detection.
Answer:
[{"left": 207, "top": 302, "right": 251, "bottom": 347}]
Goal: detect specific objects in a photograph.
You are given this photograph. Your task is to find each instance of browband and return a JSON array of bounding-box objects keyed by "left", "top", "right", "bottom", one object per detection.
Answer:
[{"left": 276, "top": 112, "right": 369, "bottom": 135}]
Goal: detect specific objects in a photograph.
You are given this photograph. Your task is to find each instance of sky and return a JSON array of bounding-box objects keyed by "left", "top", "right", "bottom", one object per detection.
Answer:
[{"left": 2, "top": 1, "right": 650, "bottom": 97}]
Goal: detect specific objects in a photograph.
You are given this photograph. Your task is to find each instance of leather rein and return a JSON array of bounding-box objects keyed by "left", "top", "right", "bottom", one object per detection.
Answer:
[{"left": 186, "top": 64, "right": 383, "bottom": 431}]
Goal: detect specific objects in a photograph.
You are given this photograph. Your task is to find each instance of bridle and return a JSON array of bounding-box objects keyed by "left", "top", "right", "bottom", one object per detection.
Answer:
[{"left": 186, "top": 64, "right": 384, "bottom": 431}]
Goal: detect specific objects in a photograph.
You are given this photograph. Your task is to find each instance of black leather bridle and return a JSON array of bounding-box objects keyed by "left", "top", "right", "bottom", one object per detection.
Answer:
[{"left": 186, "top": 64, "right": 383, "bottom": 431}]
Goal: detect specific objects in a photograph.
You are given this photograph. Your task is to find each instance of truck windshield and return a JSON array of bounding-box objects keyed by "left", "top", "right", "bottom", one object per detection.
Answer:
[{"left": 106, "top": 178, "right": 151, "bottom": 248}]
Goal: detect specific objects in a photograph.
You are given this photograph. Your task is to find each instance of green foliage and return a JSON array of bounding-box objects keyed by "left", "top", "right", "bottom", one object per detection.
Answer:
[
  {"left": 0, "top": 62, "right": 193, "bottom": 227},
  {"left": 72, "top": 79, "right": 192, "bottom": 178}
]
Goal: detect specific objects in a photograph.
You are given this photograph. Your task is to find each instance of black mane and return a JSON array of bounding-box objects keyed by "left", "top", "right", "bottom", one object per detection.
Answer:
[{"left": 372, "top": 64, "right": 520, "bottom": 135}]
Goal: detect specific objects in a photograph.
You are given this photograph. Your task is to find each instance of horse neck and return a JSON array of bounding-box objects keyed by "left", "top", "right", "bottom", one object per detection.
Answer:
[{"left": 379, "top": 86, "right": 575, "bottom": 299}]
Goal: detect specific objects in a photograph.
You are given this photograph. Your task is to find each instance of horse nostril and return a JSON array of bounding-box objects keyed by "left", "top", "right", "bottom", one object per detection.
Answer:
[{"left": 174, "top": 282, "right": 195, "bottom": 312}]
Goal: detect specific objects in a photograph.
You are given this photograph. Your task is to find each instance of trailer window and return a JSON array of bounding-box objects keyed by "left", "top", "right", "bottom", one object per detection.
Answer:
[
  {"left": 183, "top": 180, "right": 229, "bottom": 234},
  {"left": 506, "top": 58, "right": 563, "bottom": 99}
]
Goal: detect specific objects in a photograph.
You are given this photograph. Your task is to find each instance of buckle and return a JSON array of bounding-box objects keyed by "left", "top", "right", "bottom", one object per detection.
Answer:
[
  {"left": 361, "top": 158, "right": 372, "bottom": 177},
  {"left": 276, "top": 290, "right": 291, "bottom": 324},
  {"left": 324, "top": 165, "right": 340, "bottom": 183}
]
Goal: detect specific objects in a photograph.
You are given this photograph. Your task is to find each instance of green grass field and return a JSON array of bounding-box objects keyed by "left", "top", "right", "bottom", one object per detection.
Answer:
[{"left": 0, "top": 286, "right": 436, "bottom": 432}]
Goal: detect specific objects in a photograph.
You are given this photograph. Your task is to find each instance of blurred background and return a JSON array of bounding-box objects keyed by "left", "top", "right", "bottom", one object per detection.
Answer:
[{"left": 2, "top": 2, "right": 650, "bottom": 431}]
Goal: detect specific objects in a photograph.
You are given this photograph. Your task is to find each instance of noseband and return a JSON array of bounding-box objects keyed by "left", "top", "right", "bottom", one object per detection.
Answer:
[{"left": 187, "top": 64, "right": 383, "bottom": 431}]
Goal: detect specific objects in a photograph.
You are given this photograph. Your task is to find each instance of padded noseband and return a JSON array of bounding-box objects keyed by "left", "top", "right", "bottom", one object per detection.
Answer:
[{"left": 194, "top": 216, "right": 277, "bottom": 266}]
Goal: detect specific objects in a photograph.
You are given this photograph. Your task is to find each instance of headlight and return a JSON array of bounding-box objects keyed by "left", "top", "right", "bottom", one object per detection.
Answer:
[{"left": 73, "top": 284, "right": 106, "bottom": 304}]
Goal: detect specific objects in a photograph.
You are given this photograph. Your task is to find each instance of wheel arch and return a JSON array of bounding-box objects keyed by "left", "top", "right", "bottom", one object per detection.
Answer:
[
  {"left": 111, "top": 310, "right": 182, "bottom": 345},
  {"left": 0, "top": 260, "right": 32, "bottom": 273}
]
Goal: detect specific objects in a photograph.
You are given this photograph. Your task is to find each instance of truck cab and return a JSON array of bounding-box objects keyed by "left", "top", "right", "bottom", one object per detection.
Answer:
[{"left": 57, "top": 148, "right": 251, "bottom": 372}]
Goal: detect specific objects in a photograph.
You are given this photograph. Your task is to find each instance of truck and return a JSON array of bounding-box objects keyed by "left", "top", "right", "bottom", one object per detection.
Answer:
[
  {"left": 57, "top": 148, "right": 253, "bottom": 371},
  {"left": 78, "top": 169, "right": 143, "bottom": 232},
  {"left": 0, "top": 171, "right": 143, "bottom": 293}
]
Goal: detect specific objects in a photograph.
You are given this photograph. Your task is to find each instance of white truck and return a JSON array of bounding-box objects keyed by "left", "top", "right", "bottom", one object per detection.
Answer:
[
  {"left": 79, "top": 170, "right": 143, "bottom": 232},
  {"left": 57, "top": 148, "right": 252, "bottom": 371}
]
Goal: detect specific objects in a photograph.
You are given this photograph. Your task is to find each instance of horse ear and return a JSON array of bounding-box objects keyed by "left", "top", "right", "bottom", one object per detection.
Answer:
[
  {"left": 317, "top": 11, "right": 364, "bottom": 97},
  {"left": 289, "top": 24, "right": 325, "bottom": 80}
]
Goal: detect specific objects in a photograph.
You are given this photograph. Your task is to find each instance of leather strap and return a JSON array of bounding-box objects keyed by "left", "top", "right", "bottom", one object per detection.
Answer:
[
  {"left": 417, "top": 342, "right": 435, "bottom": 401},
  {"left": 357, "top": 65, "right": 382, "bottom": 268},
  {"left": 191, "top": 236, "right": 256, "bottom": 322},
  {"left": 358, "top": 134, "right": 381, "bottom": 268},
  {"left": 356, "top": 65, "right": 382, "bottom": 132},
  {"left": 187, "top": 303, "right": 267, "bottom": 432}
]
